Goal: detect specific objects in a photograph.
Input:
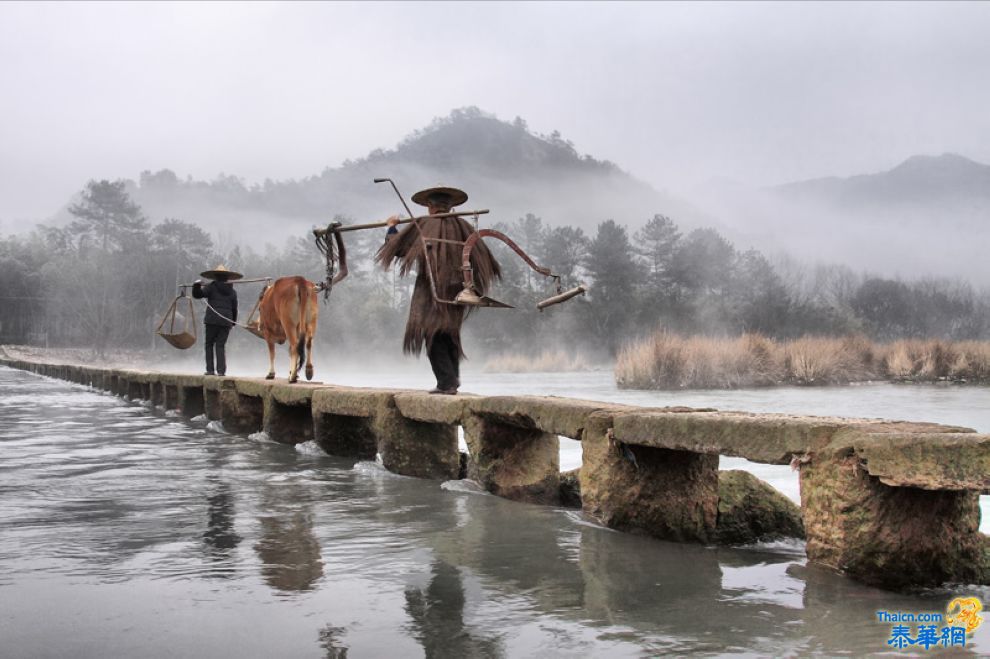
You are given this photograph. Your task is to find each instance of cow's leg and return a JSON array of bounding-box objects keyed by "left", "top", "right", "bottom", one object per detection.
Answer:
[
  {"left": 304, "top": 307, "right": 316, "bottom": 381},
  {"left": 285, "top": 325, "right": 300, "bottom": 383},
  {"left": 305, "top": 333, "right": 314, "bottom": 380},
  {"left": 266, "top": 340, "right": 276, "bottom": 380}
]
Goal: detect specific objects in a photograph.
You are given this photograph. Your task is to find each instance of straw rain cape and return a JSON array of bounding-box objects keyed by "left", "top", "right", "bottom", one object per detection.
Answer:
[{"left": 376, "top": 216, "right": 501, "bottom": 357}]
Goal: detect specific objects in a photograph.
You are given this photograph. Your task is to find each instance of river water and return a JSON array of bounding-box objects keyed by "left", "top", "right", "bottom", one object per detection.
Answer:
[{"left": 1, "top": 364, "right": 988, "bottom": 657}]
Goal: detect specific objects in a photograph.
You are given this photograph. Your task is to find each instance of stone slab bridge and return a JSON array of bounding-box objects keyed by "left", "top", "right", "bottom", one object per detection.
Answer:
[{"left": 4, "top": 357, "right": 989, "bottom": 591}]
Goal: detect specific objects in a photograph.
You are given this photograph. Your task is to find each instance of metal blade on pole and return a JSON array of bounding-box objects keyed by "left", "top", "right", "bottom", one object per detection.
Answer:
[{"left": 453, "top": 287, "right": 514, "bottom": 309}]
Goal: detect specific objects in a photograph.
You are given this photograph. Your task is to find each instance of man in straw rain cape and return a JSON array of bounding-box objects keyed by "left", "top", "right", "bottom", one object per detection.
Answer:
[
  {"left": 377, "top": 186, "right": 501, "bottom": 394},
  {"left": 192, "top": 264, "right": 241, "bottom": 376}
]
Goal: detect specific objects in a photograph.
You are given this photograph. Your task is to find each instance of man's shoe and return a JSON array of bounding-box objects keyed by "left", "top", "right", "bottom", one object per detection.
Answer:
[
  {"left": 205, "top": 371, "right": 215, "bottom": 376},
  {"left": 428, "top": 387, "right": 458, "bottom": 395}
]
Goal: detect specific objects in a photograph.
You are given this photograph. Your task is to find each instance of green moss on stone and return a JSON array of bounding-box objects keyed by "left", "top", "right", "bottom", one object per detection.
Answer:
[{"left": 714, "top": 470, "right": 805, "bottom": 544}]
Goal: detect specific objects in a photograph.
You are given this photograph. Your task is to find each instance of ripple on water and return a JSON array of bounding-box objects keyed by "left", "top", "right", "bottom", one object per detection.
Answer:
[
  {"left": 440, "top": 479, "right": 488, "bottom": 495},
  {"left": 351, "top": 458, "right": 416, "bottom": 480},
  {"left": 294, "top": 441, "right": 327, "bottom": 457},
  {"left": 205, "top": 420, "right": 226, "bottom": 433}
]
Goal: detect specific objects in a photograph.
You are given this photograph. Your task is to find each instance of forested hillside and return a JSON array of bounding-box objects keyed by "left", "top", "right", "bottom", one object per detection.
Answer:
[
  {"left": 5, "top": 109, "right": 990, "bottom": 364},
  {"left": 3, "top": 179, "right": 988, "bottom": 362}
]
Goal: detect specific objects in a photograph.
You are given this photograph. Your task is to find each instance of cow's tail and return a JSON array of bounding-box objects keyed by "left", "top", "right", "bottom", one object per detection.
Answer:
[{"left": 296, "top": 279, "right": 309, "bottom": 369}]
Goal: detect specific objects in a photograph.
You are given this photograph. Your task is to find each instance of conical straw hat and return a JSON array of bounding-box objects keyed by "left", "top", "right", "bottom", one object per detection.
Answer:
[
  {"left": 410, "top": 185, "right": 468, "bottom": 208},
  {"left": 199, "top": 264, "right": 243, "bottom": 280}
]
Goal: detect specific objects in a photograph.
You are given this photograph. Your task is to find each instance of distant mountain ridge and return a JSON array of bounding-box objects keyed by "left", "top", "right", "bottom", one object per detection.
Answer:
[
  {"left": 125, "top": 107, "right": 692, "bottom": 244},
  {"left": 698, "top": 151, "right": 990, "bottom": 282},
  {"left": 65, "top": 110, "right": 990, "bottom": 281},
  {"left": 356, "top": 108, "right": 620, "bottom": 177},
  {"left": 771, "top": 153, "right": 990, "bottom": 210}
]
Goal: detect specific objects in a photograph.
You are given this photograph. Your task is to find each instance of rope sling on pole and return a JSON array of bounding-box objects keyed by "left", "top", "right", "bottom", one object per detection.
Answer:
[
  {"left": 312, "top": 222, "right": 349, "bottom": 301},
  {"left": 155, "top": 278, "right": 272, "bottom": 349},
  {"left": 155, "top": 292, "right": 197, "bottom": 349},
  {"left": 202, "top": 298, "right": 266, "bottom": 338}
]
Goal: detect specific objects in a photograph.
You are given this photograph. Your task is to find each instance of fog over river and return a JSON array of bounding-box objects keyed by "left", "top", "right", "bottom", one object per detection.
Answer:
[{"left": 1, "top": 365, "right": 987, "bottom": 657}]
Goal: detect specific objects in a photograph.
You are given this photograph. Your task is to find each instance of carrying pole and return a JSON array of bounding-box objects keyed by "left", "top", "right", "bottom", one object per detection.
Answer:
[
  {"left": 312, "top": 210, "right": 490, "bottom": 237},
  {"left": 177, "top": 276, "right": 273, "bottom": 288}
]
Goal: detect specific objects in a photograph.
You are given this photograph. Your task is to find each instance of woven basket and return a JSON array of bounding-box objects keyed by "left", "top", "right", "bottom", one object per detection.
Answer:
[{"left": 156, "top": 295, "right": 197, "bottom": 350}]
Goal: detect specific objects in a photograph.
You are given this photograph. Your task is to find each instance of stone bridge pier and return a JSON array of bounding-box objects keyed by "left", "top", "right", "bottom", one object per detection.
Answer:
[
  {"left": 581, "top": 411, "right": 720, "bottom": 543},
  {"left": 2, "top": 356, "right": 988, "bottom": 591},
  {"left": 311, "top": 388, "right": 381, "bottom": 460},
  {"left": 800, "top": 429, "right": 988, "bottom": 589},
  {"left": 463, "top": 413, "right": 559, "bottom": 504},
  {"left": 264, "top": 383, "right": 317, "bottom": 445},
  {"left": 383, "top": 394, "right": 459, "bottom": 480},
  {"left": 219, "top": 380, "right": 266, "bottom": 435}
]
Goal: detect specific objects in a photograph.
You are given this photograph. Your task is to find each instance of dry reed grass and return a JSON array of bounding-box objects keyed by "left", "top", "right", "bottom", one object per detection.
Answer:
[
  {"left": 483, "top": 350, "right": 591, "bottom": 373},
  {"left": 880, "top": 339, "right": 990, "bottom": 381},
  {"left": 616, "top": 332, "right": 785, "bottom": 389},
  {"left": 948, "top": 341, "right": 990, "bottom": 381},
  {"left": 615, "top": 332, "right": 990, "bottom": 389},
  {"left": 783, "top": 335, "right": 879, "bottom": 384}
]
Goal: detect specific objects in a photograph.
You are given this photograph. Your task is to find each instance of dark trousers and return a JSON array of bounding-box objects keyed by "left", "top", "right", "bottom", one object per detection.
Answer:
[
  {"left": 427, "top": 332, "right": 460, "bottom": 391},
  {"left": 204, "top": 324, "right": 231, "bottom": 375}
]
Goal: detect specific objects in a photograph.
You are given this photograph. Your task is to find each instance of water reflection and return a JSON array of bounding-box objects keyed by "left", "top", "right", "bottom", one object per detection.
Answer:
[
  {"left": 426, "top": 490, "right": 810, "bottom": 654},
  {"left": 429, "top": 495, "right": 585, "bottom": 610},
  {"left": 419, "top": 484, "right": 981, "bottom": 655},
  {"left": 4, "top": 366, "right": 989, "bottom": 656},
  {"left": 202, "top": 478, "right": 241, "bottom": 574},
  {"left": 318, "top": 625, "right": 349, "bottom": 659},
  {"left": 405, "top": 560, "right": 503, "bottom": 658},
  {"left": 254, "top": 480, "right": 325, "bottom": 593}
]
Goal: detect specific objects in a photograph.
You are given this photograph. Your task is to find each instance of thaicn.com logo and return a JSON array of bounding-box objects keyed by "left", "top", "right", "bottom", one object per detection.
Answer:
[{"left": 876, "top": 597, "right": 983, "bottom": 650}]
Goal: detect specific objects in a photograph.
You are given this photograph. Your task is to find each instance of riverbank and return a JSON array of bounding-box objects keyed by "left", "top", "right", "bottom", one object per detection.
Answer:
[
  {"left": 0, "top": 344, "right": 168, "bottom": 369},
  {"left": 615, "top": 333, "right": 990, "bottom": 390}
]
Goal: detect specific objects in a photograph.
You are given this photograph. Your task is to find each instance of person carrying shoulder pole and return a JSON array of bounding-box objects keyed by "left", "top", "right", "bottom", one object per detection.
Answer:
[
  {"left": 376, "top": 185, "right": 501, "bottom": 395},
  {"left": 192, "top": 264, "right": 241, "bottom": 376}
]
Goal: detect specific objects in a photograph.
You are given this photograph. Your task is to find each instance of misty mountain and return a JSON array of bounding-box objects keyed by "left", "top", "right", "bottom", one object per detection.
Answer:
[
  {"left": 772, "top": 153, "right": 990, "bottom": 215},
  {"left": 699, "top": 153, "right": 990, "bottom": 282},
  {"left": 119, "top": 108, "right": 697, "bottom": 248},
  {"left": 52, "top": 107, "right": 990, "bottom": 283}
]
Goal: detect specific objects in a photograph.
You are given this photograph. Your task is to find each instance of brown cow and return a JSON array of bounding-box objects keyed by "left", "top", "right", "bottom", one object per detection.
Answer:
[{"left": 252, "top": 276, "right": 318, "bottom": 383}]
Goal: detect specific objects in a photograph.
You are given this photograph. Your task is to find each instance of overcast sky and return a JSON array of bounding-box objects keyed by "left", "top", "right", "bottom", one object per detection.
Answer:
[{"left": 2, "top": 1, "right": 989, "bottom": 222}]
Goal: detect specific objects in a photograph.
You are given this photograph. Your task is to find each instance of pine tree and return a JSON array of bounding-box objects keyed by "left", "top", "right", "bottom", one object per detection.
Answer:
[
  {"left": 635, "top": 215, "right": 680, "bottom": 288},
  {"left": 584, "top": 220, "right": 641, "bottom": 352},
  {"left": 68, "top": 180, "right": 148, "bottom": 253}
]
